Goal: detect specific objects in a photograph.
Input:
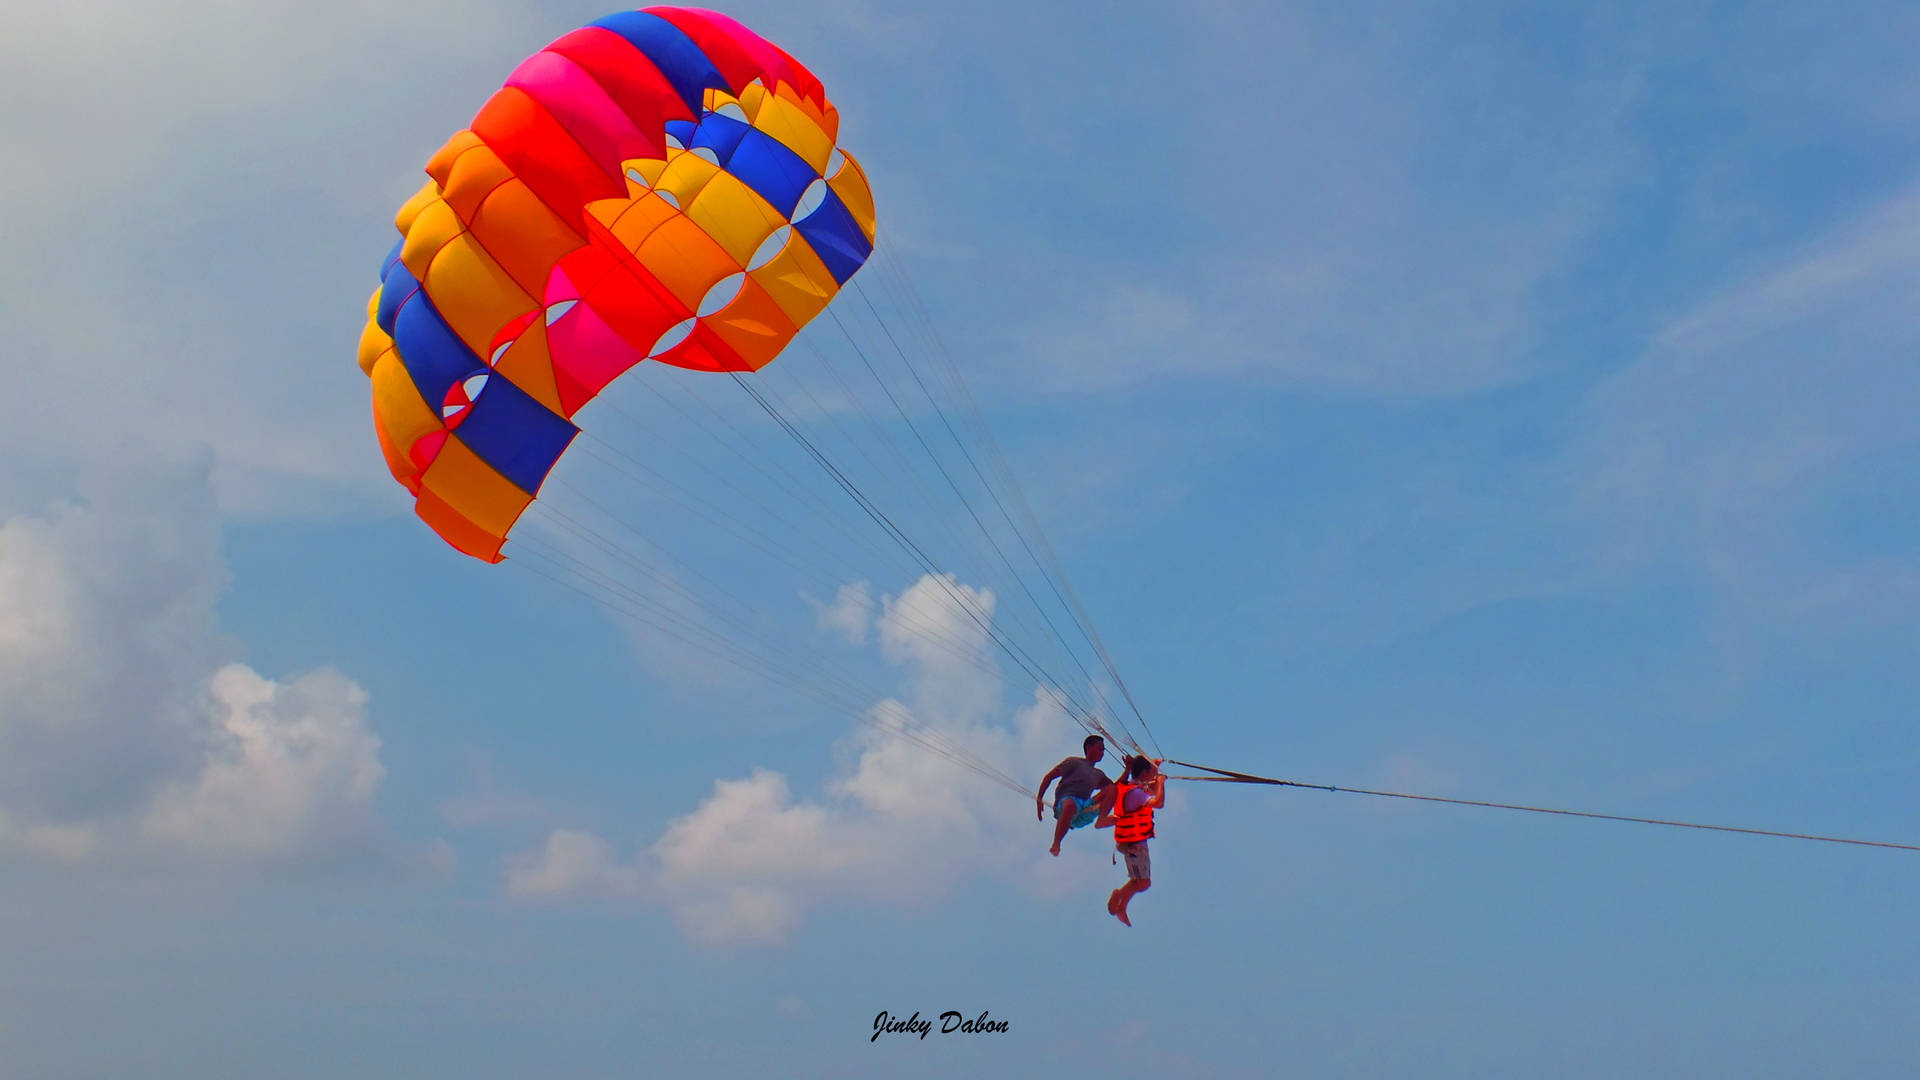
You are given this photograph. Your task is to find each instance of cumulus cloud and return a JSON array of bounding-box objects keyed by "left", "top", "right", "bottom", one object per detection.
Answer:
[
  {"left": 0, "top": 457, "right": 393, "bottom": 868},
  {"left": 874, "top": 575, "right": 1002, "bottom": 726},
  {"left": 654, "top": 770, "right": 872, "bottom": 882},
  {"left": 139, "top": 665, "right": 382, "bottom": 860},
  {"left": 812, "top": 581, "right": 874, "bottom": 645},
  {"left": 505, "top": 572, "right": 1101, "bottom": 945}
]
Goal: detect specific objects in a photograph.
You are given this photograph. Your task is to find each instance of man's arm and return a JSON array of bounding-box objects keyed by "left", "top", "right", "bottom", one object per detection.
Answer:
[
  {"left": 1035, "top": 763, "right": 1064, "bottom": 820},
  {"left": 1092, "top": 785, "right": 1120, "bottom": 829},
  {"left": 1147, "top": 775, "right": 1167, "bottom": 809},
  {"left": 1035, "top": 763, "right": 1063, "bottom": 799}
]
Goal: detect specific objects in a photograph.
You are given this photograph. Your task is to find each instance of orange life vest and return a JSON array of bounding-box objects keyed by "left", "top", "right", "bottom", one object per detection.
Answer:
[{"left": 1112, "top": 780, "right": 1155, "bottom": 844}]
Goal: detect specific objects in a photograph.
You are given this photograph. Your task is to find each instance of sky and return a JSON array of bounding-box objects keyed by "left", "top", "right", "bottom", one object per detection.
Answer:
[{"left": 4, "top": 1, "right": 1920, "bottom": 1076}]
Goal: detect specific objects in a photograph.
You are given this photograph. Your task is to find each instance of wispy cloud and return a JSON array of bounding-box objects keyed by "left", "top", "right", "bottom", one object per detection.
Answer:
[
  {"left": 438, "top": 752, "right": 566, "bottom": 831},
  {"left": 867, "top": 4, "right": 1658, "bottom": 401},
  {"left": 1570, "top": 182, "right": 1920, "bottom": 628},
  {"left": 0, "top": 1, "right": 549, "bottom": 518},
  {"left": 1655, "top": 191, "right": 1920, "bottom": 354}
]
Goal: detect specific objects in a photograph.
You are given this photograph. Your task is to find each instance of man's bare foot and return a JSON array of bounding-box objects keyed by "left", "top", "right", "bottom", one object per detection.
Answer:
[{"left": 1049, "top": 842, "right": 1061, "bottom": 856}]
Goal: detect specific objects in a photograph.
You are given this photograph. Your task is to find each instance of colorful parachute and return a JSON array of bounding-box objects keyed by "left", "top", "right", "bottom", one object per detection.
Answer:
[{"left": 357, "top": 7, "right": 875, "bottom": 561}]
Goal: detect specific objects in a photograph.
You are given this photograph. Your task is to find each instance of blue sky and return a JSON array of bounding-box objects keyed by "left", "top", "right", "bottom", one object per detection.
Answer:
[{"left": 4, "top": 2, "right": 1919, "bottom": 1076}]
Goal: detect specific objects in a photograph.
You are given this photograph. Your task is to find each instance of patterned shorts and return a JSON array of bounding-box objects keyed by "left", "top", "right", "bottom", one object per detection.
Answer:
[
  {"left": 1055, "top": 795, "right": 1098, "bottom": 830},
  {"left": 1117, "top": 841, "right": 1150, "bottom": 880}
]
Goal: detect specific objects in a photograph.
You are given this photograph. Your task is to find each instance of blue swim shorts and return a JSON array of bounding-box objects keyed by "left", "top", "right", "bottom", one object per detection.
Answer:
[{"left": 1054, "top": 795, "right": 1100, "bottom": 830}]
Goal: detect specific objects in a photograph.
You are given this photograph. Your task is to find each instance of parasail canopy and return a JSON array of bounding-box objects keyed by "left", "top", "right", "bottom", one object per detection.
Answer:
[{"left": 358, "top": 7, "right": 876, "bottom": 563}]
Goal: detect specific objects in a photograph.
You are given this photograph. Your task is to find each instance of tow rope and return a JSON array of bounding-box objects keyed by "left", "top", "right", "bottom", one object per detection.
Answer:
[{"left": 1166, "top": 760, "right": 1920, "bottom": 854}]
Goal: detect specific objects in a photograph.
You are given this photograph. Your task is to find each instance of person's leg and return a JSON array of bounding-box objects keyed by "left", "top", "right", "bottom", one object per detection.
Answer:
[
  {"left": 1049, "top": 798, "right": 1077, "bottom": 856},
  {"left": 1112, "top": 842, "right": 1151, "bottom": 926},
  {"left": 1113, "top": 877, "right": 1149, "bottom": 926}
]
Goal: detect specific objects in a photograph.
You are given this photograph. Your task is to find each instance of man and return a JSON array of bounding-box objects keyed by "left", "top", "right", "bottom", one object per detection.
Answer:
[
  {"left": 1096, "top": 755, "right": 1165, "bottom": 927},
  {"left": 1035, "top": 735, "right": 1113, "bottom": 856}
]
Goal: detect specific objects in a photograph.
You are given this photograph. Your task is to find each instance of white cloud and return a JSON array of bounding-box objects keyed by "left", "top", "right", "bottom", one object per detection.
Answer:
[
  {"left": 139, "top": 665, "right": 382, "bottom": 860},
  {"left": 505, "top": 829, "right": 646, "bottom": 901},
  {"left": 875, "top": 574, "right": 1000, "bottom": 724},
  {"left": 654, "top": 769, "right": 873, "bottom": 882},
  {"left": 504, "top": 571, "right": 1103, "bottom": 945},
  {"left": 812, "top": 581, "right": 874, "bottom": 645},
  {"left": 0, "top": 458, "right": 396, "bottom": 868}
]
